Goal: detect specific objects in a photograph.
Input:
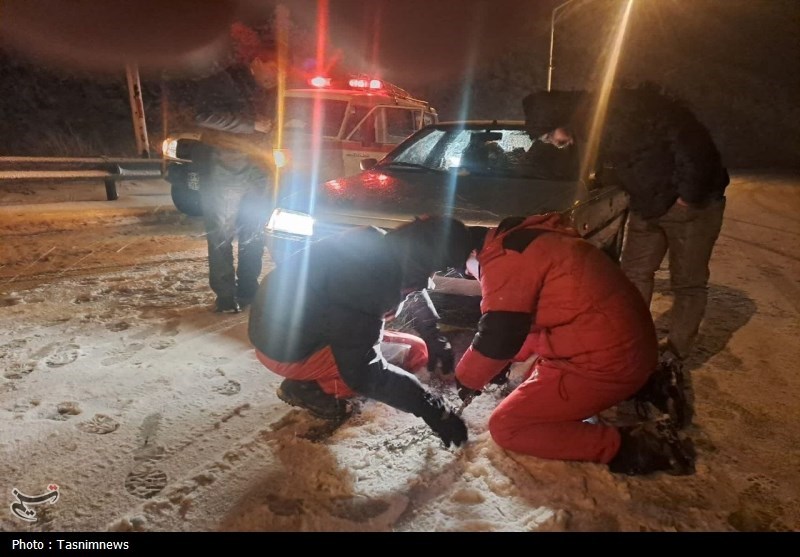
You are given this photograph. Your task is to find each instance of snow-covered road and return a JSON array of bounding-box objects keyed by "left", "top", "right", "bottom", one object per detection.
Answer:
[{"left": 1, "top": 175, "right": 798, "bottom": 532}]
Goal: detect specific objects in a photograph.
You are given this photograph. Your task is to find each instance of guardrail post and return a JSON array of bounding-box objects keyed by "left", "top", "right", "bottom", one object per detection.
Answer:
[{"left": 104, "top": 178, "right": 118, "bottom": 201}]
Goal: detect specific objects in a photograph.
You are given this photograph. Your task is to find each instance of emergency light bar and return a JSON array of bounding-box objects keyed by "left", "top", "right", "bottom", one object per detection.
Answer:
[
  {"left": 348, "top": 78, "right": 383, "bottom": 90},
  {"left": 307, "top": 74, "right": 386, "bottom": 90},
  {"left": 303, "top": 74, "right": 416, "bottom": 101}
]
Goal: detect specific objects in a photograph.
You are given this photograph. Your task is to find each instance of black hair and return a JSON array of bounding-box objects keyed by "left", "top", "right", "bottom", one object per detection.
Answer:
[
  {"left": 468, "top": 226, "right": 490, "bottom": 253},
  {"left": 388, "top": 215, "right": 473, "bottom": 290},
  {"left": 522, "top": 90, "right": 589, "bottom": 140}
]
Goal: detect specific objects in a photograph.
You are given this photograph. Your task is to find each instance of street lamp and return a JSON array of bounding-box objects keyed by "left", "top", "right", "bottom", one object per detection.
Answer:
[{"left": 547, "top": 0, "right": 584, "bottom": 91}]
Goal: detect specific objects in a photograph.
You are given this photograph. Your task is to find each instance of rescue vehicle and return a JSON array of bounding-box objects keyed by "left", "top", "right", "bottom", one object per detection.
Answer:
[{"left": 162, "top": 74, "right": 438, "bottom": 216}]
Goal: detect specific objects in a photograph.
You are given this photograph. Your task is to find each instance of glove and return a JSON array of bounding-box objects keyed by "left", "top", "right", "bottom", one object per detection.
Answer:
[
  {"left": 455, "top": 377, "right": 481, "bottom": 403},
  {"left": 489, "top": 363, "right": 512, "bottom": 386},
  {"left": 425, "top": 334, "right": 455, "bottom": 374},
  {"left": 419, "top": 393, "right": 468, "bottom": 448}
]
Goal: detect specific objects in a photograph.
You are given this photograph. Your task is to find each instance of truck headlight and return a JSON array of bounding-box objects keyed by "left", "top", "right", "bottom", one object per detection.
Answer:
[
  {"left": 267, "top": 208, "right": 314, "bottom": 237},
  {"left": 273, "top": 148, "right": 290, "bottom": 169},
  {"left": 162, "top": 139, "right": 178, "bottom": 159}
]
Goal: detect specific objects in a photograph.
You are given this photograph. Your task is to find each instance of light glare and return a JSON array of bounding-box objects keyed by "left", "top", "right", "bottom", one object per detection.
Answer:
[
  {"left": 309, "top": 76, "right": 330, "bottom": 88},
  {"left": 267, "top": 209, "right": 314, "bottom": 237}
]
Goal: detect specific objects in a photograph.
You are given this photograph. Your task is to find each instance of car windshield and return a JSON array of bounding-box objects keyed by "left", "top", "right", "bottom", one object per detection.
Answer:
[
  {"left": 383, "top": 126, "right": 579, "bottom": 179},
  {"left": 283, "top": 97, "right": 348, "bottom": 138}
]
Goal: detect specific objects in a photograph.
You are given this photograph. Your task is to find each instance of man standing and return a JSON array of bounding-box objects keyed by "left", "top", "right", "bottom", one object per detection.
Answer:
[
  {"left": 248, "top": 216, "right": 472, "bottom": 448},
  {"left": 523, "top": 85, "right": 729, "bottom": 362},
  {"left": 192, "top": 43, "right": 278, "bottom": 313},
  {"left": 454, "top": 214, "right": 694, "bottom": 476},
  {"left": 524, "top": 128, "right": 580, "bottom": 180}
]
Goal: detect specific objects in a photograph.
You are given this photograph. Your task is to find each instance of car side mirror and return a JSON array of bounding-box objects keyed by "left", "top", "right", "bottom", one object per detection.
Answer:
[{"left": 360, "top": 158, "right": 378, "bottom": 171}]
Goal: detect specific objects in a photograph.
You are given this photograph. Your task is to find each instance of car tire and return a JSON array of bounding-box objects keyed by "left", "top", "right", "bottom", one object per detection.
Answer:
[{"left": 168, "top": 164, "right": 204, "bottom": 217}]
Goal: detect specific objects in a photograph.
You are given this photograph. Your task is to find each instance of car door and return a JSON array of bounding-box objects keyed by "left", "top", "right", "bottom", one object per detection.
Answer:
[
  {"left": 340, "top": 105, "right": 425, "bottom": 176},
  {"left": 340, "top": 107, "right": 389, "bottom": 176}
]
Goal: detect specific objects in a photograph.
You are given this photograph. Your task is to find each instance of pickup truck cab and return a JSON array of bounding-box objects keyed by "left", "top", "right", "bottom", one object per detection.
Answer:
[{"left": 162, "top": 75, "right": 438, "bottom": 216}]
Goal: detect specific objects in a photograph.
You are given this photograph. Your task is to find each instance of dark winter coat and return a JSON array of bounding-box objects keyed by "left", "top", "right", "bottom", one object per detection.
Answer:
[
  {"left": 248, "top": 226, "right": 439, "bottom": 417},
  {"left": 523, "top": 86, "right": 729, "bottom": 219},
  {"left": 193, "top": 65, "right": 275, "bottom": 173},
  {"left": 522, "top": 140, "right": 580, "bottom": 180}
]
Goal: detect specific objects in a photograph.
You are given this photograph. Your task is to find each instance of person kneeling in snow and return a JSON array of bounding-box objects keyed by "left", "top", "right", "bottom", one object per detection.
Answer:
[
  {"left": 247, "top": 216, "right": 473, "bottom": 448},
  {"left": 455, "top": 214, "right": 695, "bottom": 476}
]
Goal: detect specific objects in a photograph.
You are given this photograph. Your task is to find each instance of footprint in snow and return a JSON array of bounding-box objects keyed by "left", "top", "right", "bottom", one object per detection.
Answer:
[
  {"left": 124, "top": 464, "right": 168, "bottom": 499},
  {"left": 45, "top": 344, "right": 81, "bottom": 367},
  {"left": 213, "top": 380, "right": 241, "bottom": 396},
  {"left": 77, "top": 413, "right": 119, "bottom": 434}
]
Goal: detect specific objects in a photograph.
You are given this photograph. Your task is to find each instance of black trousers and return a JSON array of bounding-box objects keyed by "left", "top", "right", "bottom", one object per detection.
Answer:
[{"left": 197, "top": 147, "right": 272, "bottom": 303}]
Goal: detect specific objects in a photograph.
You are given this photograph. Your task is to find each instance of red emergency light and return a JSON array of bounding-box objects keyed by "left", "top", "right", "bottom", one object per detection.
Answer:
[
  {"left": 348, "top": 78, "right": 383, "bottom": 90},
  {"left": 305, "top": 74, "right": 389, "bottom": 92}
]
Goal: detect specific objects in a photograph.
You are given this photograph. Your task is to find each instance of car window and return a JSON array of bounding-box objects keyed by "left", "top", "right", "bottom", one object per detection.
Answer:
[
  {"left": 347, "top": 107, "right": 377, "bottom": 144},
  {"left": 388, "top": 128, "right": 552, "bottom": 177},
  {"left": 454, "top": 130, "right": 535, "bottom": 170},
  {"left": 387, "top": 128, "right": 446, "bottom": 166},
  {"left": 383, "top": 107, "right": 419, "bottom": 144},
  {"left": 284, "top": 97, "right": 348, "bottom": 138},
  {"left": 384, "top": 127, "right": 578, "bottom": 179}
]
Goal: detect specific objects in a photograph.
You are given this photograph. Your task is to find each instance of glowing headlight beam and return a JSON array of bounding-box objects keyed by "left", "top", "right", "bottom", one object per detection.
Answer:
[
  {"left": 580, "top": 0, "right": 635, "bottom": 182},
  {"left": 266, "top": 209, "right": 315, "bottom": 237}
]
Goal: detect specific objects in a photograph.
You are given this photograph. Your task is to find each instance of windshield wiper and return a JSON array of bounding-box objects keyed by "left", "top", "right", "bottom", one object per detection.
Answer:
[{"left": 383, "top": 161, "right": 436, "bottom": 171}]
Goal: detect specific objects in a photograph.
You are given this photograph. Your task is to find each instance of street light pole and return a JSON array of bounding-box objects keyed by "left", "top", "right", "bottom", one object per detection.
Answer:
[{"left": 547, "top": 0, "right": 581, "bottom": 92}]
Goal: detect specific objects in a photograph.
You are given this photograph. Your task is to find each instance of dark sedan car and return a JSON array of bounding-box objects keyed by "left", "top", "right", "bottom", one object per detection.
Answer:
[{"left": 265, "top": 120, "right": 629, "bottom": 298}]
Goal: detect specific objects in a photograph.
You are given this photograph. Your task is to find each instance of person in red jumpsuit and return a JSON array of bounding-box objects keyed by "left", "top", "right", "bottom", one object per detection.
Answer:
[{"left": 455, "top": 214, "right": 695, "bottom": 476}]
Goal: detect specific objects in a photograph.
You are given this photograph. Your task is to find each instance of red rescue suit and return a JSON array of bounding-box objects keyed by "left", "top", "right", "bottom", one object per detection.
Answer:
[
  {"left": 256, "top": 330, "right": 428, "bottom": 399},
  {"left": 455, "top": 214, "right": 658, "bottom": 463}
]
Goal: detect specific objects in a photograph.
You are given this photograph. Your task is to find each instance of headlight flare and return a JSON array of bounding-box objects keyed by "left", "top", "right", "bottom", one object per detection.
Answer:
[
  {"left": 162, "top": 139, "right": 178, "bottom": 159},
  {"left": 267, "top": 209, "right": 315, "bottom": 237},
  {"left": 273, "top": 148, "right": 290, "bottom": 169}
]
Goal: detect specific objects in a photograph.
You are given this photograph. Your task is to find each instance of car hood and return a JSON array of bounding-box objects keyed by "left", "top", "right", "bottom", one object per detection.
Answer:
[{"left": 279, "top": 168, "right": 590, "bottom": 229}]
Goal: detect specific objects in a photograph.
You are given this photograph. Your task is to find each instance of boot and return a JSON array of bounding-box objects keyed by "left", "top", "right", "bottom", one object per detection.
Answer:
[
  {"left": 214, "top": 296, "right": 241, "bottom": 313},
  {"left": 659, "top": 338, "right": 684, "bottom": 364},
  {"left": 276, "top": 379, "right": 353, "bottom": 421},
  {"left": 608, "top": 420, "right": 696, "bottom": 476},
  {"left": 632, "top": 357, "right": 689, "bottom": 428}
]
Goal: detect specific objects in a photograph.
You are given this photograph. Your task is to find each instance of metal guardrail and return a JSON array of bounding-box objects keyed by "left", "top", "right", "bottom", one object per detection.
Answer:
[{"left": 0, "top": 156, "right": 164, "bottom": 201}]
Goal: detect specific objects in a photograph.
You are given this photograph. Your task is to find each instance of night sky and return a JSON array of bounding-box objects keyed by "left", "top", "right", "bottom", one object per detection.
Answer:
[
  {"left": 2, "top": 1, "right": 796, "bottom": 94},
  {"left": 1, "top": 0, "right": 797, "bottom": 166},
  {"left": 285, "top": 0, "right": 799, "bottom": 92},
  {"left": 281, "top": 0, "right": 799, "bottom": 166}
]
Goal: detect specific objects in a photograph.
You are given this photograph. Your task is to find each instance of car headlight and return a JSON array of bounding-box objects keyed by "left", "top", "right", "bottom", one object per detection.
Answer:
[
  {"left": 162, "top": 139, "right": 178, "bottom": 159},
  {"left": 267, "top": 208, "right": 314, "bottom": 237},
  {"left": 273, "top": 148, "right": 290, "bottom": 169}
]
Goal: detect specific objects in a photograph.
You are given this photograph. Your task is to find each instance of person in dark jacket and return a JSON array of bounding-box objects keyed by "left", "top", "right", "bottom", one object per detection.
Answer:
[
  {"left": 523, "top": 84, "right": 729, "bottom": 361},
  {"left": 192, "top": 48, "right": 277, "bottom": 313},
  {"left": 454, "top": 214, "right": 694, "bottom": 476},
  {"left": 522, "top": 127, "right": 580, "bottom": 180},
  {"left": 247, "top": 216, "right": 473, "bottom": 448}
]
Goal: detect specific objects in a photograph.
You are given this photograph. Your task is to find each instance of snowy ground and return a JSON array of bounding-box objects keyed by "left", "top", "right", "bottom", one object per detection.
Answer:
[{"left": 0, "top": 175, "right": 798, "bottom": 532}]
